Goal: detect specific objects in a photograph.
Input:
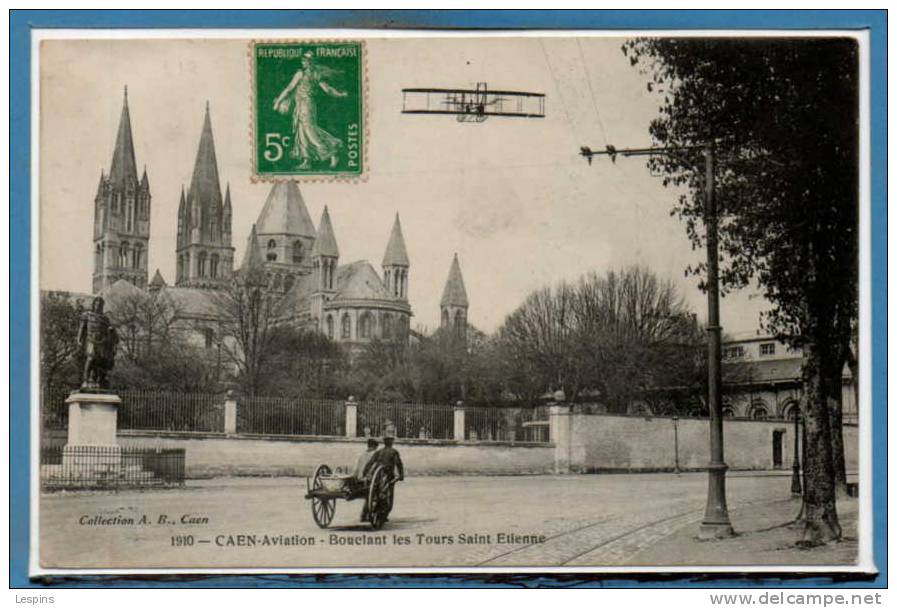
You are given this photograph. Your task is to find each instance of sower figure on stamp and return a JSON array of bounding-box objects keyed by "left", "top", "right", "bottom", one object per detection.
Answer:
[
  {"left": 273, "top": 50, "right": 347, "bottom": 170},
  {"left": 78, "top": 296, "right": 118, "bottom": 391}
]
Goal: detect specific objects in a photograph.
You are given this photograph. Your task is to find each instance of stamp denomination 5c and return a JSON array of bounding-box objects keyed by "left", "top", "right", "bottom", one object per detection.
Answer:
[{"left": 252, "top": 41, "right": 365, "bottom": 181}]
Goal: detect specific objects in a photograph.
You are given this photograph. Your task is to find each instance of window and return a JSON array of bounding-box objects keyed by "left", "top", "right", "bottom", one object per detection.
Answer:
[
  {"left": 132, "top": 244, "right": 142, "bottom": 269},
  {"left": 267, "top": 239, "right": 277, "bottom": 262},
  {"left": 441, "top": 309, "right": 449, "bottom": 328},
  {"left": 119, "top": 242, "right": 129, "bottom": 268},
  {"left": 293, "top": 240, "right": 304, "bottom": 264},
  {"left": 724, "top": 345, "right": 745, "bottom": 360},
  {"left": 203, "top": 327, "right": 214, "bottom": 349},
  {"left": 210, "top": 254, "right": 219, "bottom": 278},
  {"left": 759, "top": 342, "right": 776, "bottom": 357},
  {"left": 382, "top": 314, "right": 393, "bottom": 339},
  {"left": 341, "top": 314, "right": 351, "bottom": 339},
  {"left": 783, "top": 402, "right": 799, "bottom": 421},
  {"left": 750, "top": 402, "right": 769, "bottom": 420},
  {"left": 454, "top": 311, "right": 465, "bottom": 336},
  {"left": 284, "top": 274, "right": 295, "bottom": 292},
  {"left": 198, "top": 252, "right": 207, "bottom": 277},
  {"left": 359, "top": 313, "right": 372, "bottom": 339},
  {"left": 326, "top": 315, "right": 334, "bottom": 340}
]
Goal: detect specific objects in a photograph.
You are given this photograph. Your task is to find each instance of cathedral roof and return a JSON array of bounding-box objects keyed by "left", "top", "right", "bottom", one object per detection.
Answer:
[
  {"left": 186, "top": 103, "right": 223, "bottom": 227},
  {"left": 255, "top": 181, "right": 316, "bottom": 237},
  {"left": 311, "top": 206, "right": 339, "bottom": 258},
  {"left": 332, "top": 261, "right": 391, "bottom": 302},
  {"left": 382, "top": 213, "right": 410, "bottom": 267},
  {"left": 99, "top": 279, "right": 149, "bottom": 314},
  {"left": 273, "top": 274, "right": 316, "bottom": 319},
  {"left": 108, "top": 88, "right": 139, "bottom": 187},
  {"left": 160, "top": 286, "right": 224, "bottom": 320},
  {"left": 440, "top": 253, "right": 469, "bottom": 307}
]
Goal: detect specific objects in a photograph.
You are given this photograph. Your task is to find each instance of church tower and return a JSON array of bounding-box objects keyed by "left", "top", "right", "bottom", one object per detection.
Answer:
[
  {"left": 440, "top": 253, "right": 469, "bottom": 338},
  {"left": 382, "top": 213, "right": 410, "bottom": 300},
  {"left": 92, "top": 87, "right": 151, "bottom": 293},
  {"left": 175, "top": 103, "right": 234, "bottom": 289},
  {"left": 253, "top": 180, "right": 317, "bottom": 295},
  {"left": 310, "top": 206, "right": 340, "bottom": 331}
]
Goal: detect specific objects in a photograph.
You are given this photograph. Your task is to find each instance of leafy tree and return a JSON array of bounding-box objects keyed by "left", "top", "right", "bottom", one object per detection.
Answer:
[
  {"left": 39, "top": 291, "right": 84, "bottom": 388},
  {"left": 253, "top": 325, "right": 348, "bottom": 398},
  {"left": 622, "top": 37, "right": 858, "bottom": 543}
]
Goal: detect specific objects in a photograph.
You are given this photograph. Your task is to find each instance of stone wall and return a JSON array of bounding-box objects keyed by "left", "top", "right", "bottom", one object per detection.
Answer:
[
  {"left": 567, "top": 413, "right": 859, "bottom": 473},
  {"left": 117, "top": 432, "right": 555, "bottom": 478}
]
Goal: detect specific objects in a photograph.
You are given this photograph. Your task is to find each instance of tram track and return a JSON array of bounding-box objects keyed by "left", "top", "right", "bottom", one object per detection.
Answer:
[{"left": 477, "top": 497, "right": 795, "bottom": 567}]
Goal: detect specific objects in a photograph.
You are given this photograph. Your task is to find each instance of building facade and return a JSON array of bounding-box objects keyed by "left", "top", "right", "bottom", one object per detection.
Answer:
[
  {"left": 720, "top": 333, "right": 857, "bottom": 423},
  {"left": 87, "top": 91, "right": 466, "bottom": 354}
]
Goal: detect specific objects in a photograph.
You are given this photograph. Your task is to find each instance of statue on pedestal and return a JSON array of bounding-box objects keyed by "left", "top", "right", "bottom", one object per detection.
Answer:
[{"left": 78, "top": 296, "right": 118, "bottom": 391}]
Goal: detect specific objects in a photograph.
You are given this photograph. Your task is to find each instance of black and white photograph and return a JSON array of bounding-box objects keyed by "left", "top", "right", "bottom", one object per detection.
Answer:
[{"left": 32, "top": 32, "right": 870, "bottom": 574}]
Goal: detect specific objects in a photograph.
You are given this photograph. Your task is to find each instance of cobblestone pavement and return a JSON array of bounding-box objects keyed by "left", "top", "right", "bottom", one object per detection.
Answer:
[{"left": 39, "top": 472, "right": 802, "bottom": 569}]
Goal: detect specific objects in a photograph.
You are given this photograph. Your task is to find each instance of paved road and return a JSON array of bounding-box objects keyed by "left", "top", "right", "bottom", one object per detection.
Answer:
[{"left": 40, "top": 472, "right": 798, "bottom": 569}]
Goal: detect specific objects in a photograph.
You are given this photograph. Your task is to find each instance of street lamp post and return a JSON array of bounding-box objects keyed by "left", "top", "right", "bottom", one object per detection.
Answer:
[
  {"left": 791, "top": 411, "right": 802, "bottom": 495},
  {"left": 580, "top": 144, "right": 734, "bottom": 539}
]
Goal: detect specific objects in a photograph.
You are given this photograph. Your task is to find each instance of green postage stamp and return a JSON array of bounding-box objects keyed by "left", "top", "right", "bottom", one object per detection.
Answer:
[{"left": 251, "top": 41, "right": 365, "bottom": 181}]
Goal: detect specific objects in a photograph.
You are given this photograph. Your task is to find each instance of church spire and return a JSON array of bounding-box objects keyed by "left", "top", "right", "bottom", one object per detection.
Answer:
[
  {"left": 108, "top": 86, "right": 138, "bottom": 187},
  {"left": 382, "top": 213, "right": 410, "bottom": 267},
  {"left": 440, "top": 253, "right": 469, "bottom": 308},
  {"left": 188, "top": 102, "right": 222, "bottom": 211},
  {"left": 311, "top": 206, "right": 340, "bottom": 258},
  {"left": 239, "top": 224, "right": 266, "bottom": 282}
]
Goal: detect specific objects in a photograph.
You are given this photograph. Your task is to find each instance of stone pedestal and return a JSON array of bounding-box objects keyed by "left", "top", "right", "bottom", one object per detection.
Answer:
[{"left": 63, "top": 392, "right": 122, "bottom": 468}]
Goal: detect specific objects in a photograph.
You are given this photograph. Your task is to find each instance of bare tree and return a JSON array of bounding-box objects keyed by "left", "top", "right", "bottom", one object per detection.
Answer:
[
  {"left": 496, "top": 266, "right": 703, "bottom": 410},
  {"left": 214, "top": 269, "right": 278, "bottom": 397}
]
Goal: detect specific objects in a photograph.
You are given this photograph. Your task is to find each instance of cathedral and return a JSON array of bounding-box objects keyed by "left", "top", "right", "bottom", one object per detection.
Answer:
[{"left": 91, "top": 90, "right": 469, "bottom": 347}]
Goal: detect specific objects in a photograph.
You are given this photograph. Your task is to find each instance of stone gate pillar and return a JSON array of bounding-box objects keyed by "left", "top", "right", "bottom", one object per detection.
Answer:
[
  {"left": 345, "top": 396, "right": 357, "bottom": 438},
  {"left": 549, "top": 403, "right": 572, "bottom": 474},
  {"left": 453, "top": 401, "right": 465, "bottom": 441}
]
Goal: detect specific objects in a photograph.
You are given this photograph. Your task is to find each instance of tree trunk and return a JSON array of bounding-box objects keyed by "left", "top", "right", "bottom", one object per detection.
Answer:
[
  {"left": 798, "top": 340, "right": 842, "bottom": 546},
  {"left": 826, "top": 356, "right": 848, "bottom": 495}
]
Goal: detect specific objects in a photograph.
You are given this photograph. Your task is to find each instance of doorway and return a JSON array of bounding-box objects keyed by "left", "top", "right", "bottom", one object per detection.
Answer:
[{"left": 772, "top": 430, "right": 785, "bottom": 468}]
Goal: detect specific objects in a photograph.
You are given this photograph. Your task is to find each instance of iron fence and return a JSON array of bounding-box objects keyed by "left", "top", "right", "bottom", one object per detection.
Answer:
[
  {"left": 237, "top": 396, "right": 345, "bottom": 436},
  {"left": 40, "top": 446, "right": 186, "bottom": 490},
  {"left": 41, "top": 385, "right": 71, "bottom": 431},
  {"left": 356, "top": 400, "right": 455, "bottom": 440},
  {"left": 41, "top": 386, "right": 225, "bottom": 433},
  {"left": 465, "top": 405, "right": 550, "bottom": 442},
  {"left": 118, "top": 390, "right": 224, "bottom": 432}
]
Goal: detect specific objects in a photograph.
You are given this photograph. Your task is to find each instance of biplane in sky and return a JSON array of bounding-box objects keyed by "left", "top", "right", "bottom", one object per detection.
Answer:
[{"left": 401, "top": 82, "right": 545, "bottom": 122}]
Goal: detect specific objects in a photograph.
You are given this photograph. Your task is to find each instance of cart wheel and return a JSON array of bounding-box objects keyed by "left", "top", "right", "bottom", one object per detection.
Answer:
[
  {"left": 367, "top": 466, "right": 388, "bottom": 530},
  {"left": 311, "top": 464, "right": 335, "bottom": 528}
]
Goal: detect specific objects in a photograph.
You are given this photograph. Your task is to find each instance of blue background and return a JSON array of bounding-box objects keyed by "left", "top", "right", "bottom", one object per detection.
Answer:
[{"left": 9, "top": 9, "right": 888, "bottom": 589}]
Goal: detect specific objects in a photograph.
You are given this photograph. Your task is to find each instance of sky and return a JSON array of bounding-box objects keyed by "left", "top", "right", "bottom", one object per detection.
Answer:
[{"left": 39, "top": 35, "right": 769, "bottom": 335}]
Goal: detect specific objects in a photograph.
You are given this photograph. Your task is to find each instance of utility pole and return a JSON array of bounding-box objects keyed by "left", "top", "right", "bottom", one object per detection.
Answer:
[{"left": 580, "top": 144, "right": 735, "bottom": 539}]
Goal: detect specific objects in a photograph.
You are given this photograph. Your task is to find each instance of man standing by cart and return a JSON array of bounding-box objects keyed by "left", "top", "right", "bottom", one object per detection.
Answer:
[
  {"left": 366, "top": 435, "right": 404, "bottom": 483},
  {"left": 363, "top": 434, "right": 404, "bottom": 523}
]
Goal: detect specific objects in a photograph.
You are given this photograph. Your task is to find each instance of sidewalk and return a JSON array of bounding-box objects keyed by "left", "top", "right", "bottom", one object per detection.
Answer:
[{"left": 627, "top": 495, "right": 859, "bottom": 566}]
